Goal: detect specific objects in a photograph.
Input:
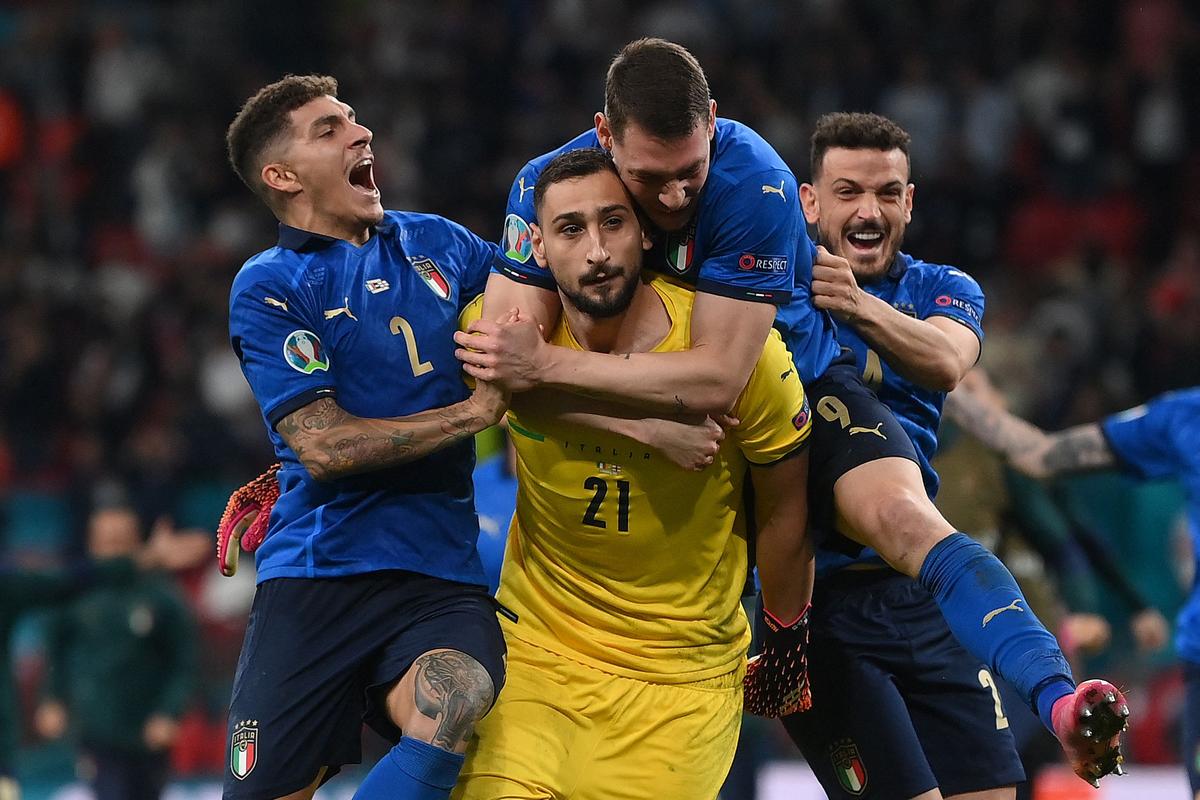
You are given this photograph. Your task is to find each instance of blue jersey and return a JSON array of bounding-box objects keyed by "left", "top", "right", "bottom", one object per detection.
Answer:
[
  {"left": 818, "top": 253, "right": 985, "bottom": 575},
  {"left": 1101, "top": 389, "right": 1200, "bottom": 662},
  {"left": 497, "top": 119, "right": 841, "bottom": 385},
  {"left": 228, "top": 211, "right": 495, "bottom": 584}
]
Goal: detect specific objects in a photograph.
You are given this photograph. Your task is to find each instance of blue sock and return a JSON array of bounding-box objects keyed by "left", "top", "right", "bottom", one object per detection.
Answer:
[
  {"left": 352, "top": 736, "right": 466, "bottom": 800},
  {"left": 917, "top": 533, "right": 1075, "bottom": 732}
]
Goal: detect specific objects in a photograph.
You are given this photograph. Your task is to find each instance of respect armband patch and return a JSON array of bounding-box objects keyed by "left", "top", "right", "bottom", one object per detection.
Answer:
[{"left": 738, "top": 253, "right": 789, "bottom": 273}]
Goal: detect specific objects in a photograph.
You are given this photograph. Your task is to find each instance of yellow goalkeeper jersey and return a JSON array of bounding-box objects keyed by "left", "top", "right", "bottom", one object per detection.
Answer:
[{"left": 479, "top": 277, "right": 810, "bottom": 682}]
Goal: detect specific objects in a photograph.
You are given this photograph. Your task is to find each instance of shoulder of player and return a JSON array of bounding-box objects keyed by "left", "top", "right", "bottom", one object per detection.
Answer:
[
  {"left": 707, "top": 118, "right": 793, "bottom": 190},
  {"left": 382, "top": 209, "right": 485, "bottom": 250},
  {"left": 899, "top": 253, "right": 982, "bottom": 292},
  {"left": 519, "top": 129, "right": 603, "bottom": 182},
  {"left": 1148, "top": 388, "right": 1200, "bottom": 424},
  {"left": 230, "top": 247, "right": 310, "bottom": 300}
]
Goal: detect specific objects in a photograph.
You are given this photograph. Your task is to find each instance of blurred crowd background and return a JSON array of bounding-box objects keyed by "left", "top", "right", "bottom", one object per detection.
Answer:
[{"left": 1, "top": 0, "right": 1198, "bottom": 796}]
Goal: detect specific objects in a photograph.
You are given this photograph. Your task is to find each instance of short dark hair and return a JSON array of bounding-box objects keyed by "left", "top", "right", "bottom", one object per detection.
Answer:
[
  {"left": 533, "top": 148, "right": 621, "bottom": 220},
  {"left": 226, "top": 74, "right": 338, "bottom": 199},
  {"left": 810, "top": 112, "right": 912, "bottom": 180},
  {"left": 604, "top": 38, "right": 711, "bottom": 141}
]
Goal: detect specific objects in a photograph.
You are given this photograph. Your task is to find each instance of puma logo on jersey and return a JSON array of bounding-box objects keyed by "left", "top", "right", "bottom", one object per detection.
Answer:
[
  {"left": 762, "top": 180, "right": 786, "bottom": 200},
  {"left": 263, "top": 297, "right": 288, "bottom": 311},
  {"left": 848, "top": 422, "right": 886, "bottom": 439},
  {"left": 982, "top": 599, "right": 1024, "bottom": 627},
  {"left": 324, "top": 298, "right": 357, "bottom": 321},
  {"left": 780, "top": 367, "right": 794, "bottom": 381},
  {"left": 518, "top": 176, "right": 533, "bottom": 202}
]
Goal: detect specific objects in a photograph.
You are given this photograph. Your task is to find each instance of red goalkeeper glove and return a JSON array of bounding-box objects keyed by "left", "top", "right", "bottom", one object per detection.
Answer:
[
  {"left": 743, "top": 603, "right": 812, "bottom": 718},
  {"left": 217, "top": 463, "right": 280, "bottom": 577}
]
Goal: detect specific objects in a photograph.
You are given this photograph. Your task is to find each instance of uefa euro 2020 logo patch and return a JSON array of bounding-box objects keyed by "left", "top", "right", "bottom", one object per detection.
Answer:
[
  {"left": 504, "top": 214, "right": 533, "bottom": 264},
  {"left": 230, "top": 719, "right": 259, "bottom": 780},
  {"left": 283, "top": 330, "right": 330, "bottom": 374}
]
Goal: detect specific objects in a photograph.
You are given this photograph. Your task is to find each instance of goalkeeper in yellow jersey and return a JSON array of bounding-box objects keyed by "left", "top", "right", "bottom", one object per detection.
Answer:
[{"left": 452, "top": 147, "right": 814, "bottom": 800}]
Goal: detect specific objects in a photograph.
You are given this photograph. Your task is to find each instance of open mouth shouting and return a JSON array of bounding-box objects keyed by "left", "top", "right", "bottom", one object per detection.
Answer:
[
  {"left": 845, "top": 225, "right": 886, "bottom": 258},
  {"left": 348, "top": 155, "right": 379, "bottom": 199}
]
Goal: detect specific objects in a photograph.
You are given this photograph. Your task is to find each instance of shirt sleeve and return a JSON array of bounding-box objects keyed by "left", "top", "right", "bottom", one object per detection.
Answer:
[
  {"left": 696, "top": 169, "right": 803, "bottom": 305},
  {"left": 1100, "top": 399, "right": 1183, "bottom": 481},
  {"left": 919, "top": 267, "right": 985, "bottom": 344},
  {"left": 494, "top": 163, "right": 557, "bottom": 291},
  {"left": 729, "top": 329, "right": 812, "bottom": 463},
  {"left": 444, "top": 219, "right": 501, "bottom": 312},
  {"left": 229, "top": 270, "right": 336, "bottom": 429}
]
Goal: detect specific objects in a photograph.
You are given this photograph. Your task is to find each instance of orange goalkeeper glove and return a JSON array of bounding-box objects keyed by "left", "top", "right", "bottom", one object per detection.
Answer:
[
  {"left": 743, "top": 603, "right": 812, "bottom": 717},
  {"left": 216, "top": 463, "right": 280, "bottom": 577}
]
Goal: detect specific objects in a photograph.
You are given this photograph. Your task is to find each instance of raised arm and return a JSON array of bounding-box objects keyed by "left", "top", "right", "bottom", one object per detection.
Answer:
[
  {"left": 944, "top": 375, "right": 1115, "bottom": 479},
  {"left": 277, "top": 381, "right": 507, "bottom": 482}
]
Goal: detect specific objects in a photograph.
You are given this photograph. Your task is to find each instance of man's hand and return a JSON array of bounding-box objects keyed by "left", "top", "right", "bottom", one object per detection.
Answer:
[
  {"left": 143, "top": 714, "right": 180, "bottom": 751},
  {"left": 744, "top": 603, "right": 813, "bottom": 718},
  {"left": 811, "top": 246, "right": 866, "bottom": 322},
  {"left": 217, "top": 464, "right": 280, "bottom": 577},
  {"left": 641, "top": 415, "right": 731, "bottom": 471},
  {"left": 468, "top": 376, "right": 511, "bottom": 429},
  {"left": 454, "top": 310, "right": 548, "bottom": 393}
]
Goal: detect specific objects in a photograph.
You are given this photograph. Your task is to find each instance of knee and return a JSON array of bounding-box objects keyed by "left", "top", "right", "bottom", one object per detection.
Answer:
[{"left": 393, "top": 649, "right": 496, "bottom": 751}]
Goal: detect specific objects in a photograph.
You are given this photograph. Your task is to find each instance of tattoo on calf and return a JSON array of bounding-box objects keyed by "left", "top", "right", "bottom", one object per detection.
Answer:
[{"left": 412, "top": 651, "right": 494, "bottom": 750}]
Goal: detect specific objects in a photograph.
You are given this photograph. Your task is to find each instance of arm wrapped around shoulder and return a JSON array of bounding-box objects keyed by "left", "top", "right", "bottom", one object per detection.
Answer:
[
  {"left": 743, "top": 603, "right": 813, "bottom": 717},
  {"left": 217, "top": 463, "right": 281, "bottom": 577}
]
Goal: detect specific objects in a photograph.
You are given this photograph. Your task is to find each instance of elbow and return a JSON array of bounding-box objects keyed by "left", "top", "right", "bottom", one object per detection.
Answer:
[
  {"left": 927, "top": 358, "right": 968, "bottom": 394},
  {"left": 693, "top": 377, "right": 746, "bottom": 416}
]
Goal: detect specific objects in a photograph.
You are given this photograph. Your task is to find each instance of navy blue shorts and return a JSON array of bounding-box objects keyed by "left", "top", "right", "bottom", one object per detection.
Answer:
[
  {"left": 223, "top": 570, "right": 506, "bottom": 799},
  {"left": 806, "top": 352, "right": 920, "bottom": 552},
  {"left": 783, "top": 570, "right": 1025, "bottom": 798},
  {"left": 1183, "top": 660, "right": 1200, "bottom": 793}
]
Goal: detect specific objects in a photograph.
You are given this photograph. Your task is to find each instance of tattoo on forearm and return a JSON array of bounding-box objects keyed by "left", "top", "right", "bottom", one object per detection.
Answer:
[
  {"left": 278, "top": 397, "right": 485, "bottom": 479},
  {"left": 412, "top": 650, "right": 494, "bottom": 750},
  {"left": 673, "top": 394, "right": 687, "bottom": 416},
  {"left": 1041, "top": 428, "right": 1113, "bottom": 474},
  {"left": 944, "top": 391, "right": 1039, "bottom": 455},
  {"left": 439, "top": 407, "right": 483, "bottom": 441}
]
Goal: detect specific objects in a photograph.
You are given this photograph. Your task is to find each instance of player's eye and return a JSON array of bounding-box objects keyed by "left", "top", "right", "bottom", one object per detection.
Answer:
[
  {"left": 603, "top": 216, "right": 623, "bottom": 229},
  {"left": 320, "top": 129, "right": 334, "bottom": 138},
  {"left": 559, "top": 224, "right": 582, "bottom": 236}
]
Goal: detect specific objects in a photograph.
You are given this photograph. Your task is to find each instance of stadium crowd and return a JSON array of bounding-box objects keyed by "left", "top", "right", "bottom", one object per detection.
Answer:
[{"left": 0, "top": 0, "right": 1198, "bottom": 794}]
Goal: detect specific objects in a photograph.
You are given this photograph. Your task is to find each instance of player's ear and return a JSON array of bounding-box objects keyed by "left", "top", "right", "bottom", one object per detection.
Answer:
[
  {"left": 530, "top": 222, "right": 549, "bottom": 268},
  {"left": 799, "top": 183, "right": 820, "bottom": 225},
  {"left": 640, "top": 224, "right": 652, "bottom": 252},
  {"left": 706, "top": 99, "right": 717, "bottom": 139},
  {"left": 262, "top": 162, "right": 301, "bottom": 196},
  {"left": 595, "top": 113, "right": 613, "bottom": 151},
  {"left": 904, "top": 183, "right": 915, "bottom": 223}
]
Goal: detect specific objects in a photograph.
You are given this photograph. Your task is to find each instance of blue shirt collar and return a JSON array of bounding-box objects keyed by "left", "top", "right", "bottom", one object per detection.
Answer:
[
  {"left": 276, "top": 218, "right": 394, "bottom": 252},
  {"left": 886, "top": 252, "right": 910, "bottom": 281}
]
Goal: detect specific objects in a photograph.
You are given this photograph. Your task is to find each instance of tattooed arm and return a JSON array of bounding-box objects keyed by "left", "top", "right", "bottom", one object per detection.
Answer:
[
  {"left": 276, "top": 380, "right": 508, "bottom": 482},
  {"left": 944, "top": 382, "right": 1115, "bottom": 479}
]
